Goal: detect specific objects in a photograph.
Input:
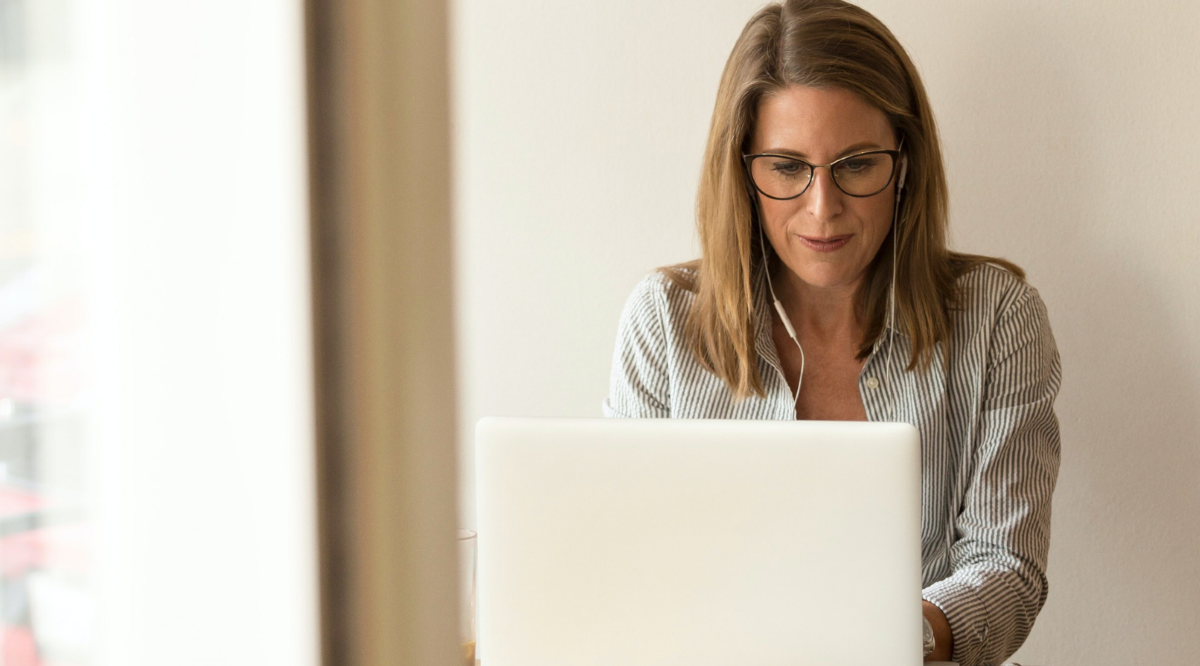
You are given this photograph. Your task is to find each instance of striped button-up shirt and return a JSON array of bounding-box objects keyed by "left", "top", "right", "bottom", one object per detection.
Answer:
[{"left": 603, "top": 264, "right": 1062, "bottom": 666}]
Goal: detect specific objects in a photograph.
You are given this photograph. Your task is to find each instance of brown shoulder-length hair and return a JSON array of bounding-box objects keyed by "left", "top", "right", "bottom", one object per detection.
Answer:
[{"left": 663, "top": 0, "right": 1022, "bottom": 399}]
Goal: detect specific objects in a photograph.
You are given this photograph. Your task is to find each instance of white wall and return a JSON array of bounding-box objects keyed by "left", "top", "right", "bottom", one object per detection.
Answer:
[{"left": 453, "top": 1, "right": 1200, "bottom": 663}]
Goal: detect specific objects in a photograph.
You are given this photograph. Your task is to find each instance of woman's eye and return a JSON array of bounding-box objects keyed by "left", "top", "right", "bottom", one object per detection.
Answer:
[
  {"left": 840, "top": 157, "right": 879, "bottom": 173},
  {"left": 770, "top": 160, "right": 806, "bottom": 177}
]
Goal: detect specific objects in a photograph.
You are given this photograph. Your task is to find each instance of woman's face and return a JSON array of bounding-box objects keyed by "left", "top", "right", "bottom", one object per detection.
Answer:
[{"left": 749, "top": 85, "right": 899, "bottom": 296}]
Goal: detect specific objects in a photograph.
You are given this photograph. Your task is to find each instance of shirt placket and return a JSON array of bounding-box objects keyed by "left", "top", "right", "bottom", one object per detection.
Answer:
[
  {"left": 751, "top": 290, "right": 802, "bottom": 421},
  {"left": 860, "top": 329, "right": 906, "bottom": 423}
]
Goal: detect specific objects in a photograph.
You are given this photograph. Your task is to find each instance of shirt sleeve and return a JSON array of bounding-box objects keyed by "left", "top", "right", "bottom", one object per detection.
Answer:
[
  {"left": 602, "top": 274, "right": 672, "bottom": 419},
  {"left": 922, "top": 288, "right": 1062, "bottom": 666}
]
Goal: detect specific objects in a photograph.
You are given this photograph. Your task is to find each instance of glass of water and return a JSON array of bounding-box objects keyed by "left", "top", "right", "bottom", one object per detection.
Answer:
[{"left": 459, "top": 529, "right": 478, "bottom": 665}]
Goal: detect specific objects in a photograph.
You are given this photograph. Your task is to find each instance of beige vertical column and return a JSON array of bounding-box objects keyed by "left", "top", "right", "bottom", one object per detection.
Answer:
[{"left": 306, "top": 0, "right": 459, "bottom": 664}]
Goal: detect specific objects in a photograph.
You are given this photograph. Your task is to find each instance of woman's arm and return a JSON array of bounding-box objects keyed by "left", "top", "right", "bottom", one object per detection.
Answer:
[
  {"left": 603, "top": 274, "right": 673, "bottom": 419},
  {"left": 922, "top": 288, "right": 1062, "bottom": 666},
  {"left": 923, "top": 600, "right": 953, "bottom": 661}
]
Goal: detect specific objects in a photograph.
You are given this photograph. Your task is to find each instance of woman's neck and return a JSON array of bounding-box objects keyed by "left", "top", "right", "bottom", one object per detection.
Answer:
[{"left": 774, "top": 269, "right": 863, "bottom": 341}]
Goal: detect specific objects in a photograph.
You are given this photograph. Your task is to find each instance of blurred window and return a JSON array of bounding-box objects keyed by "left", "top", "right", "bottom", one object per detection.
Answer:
[{"left": 1, "top": 0, "right": 94, "bottom": 663}]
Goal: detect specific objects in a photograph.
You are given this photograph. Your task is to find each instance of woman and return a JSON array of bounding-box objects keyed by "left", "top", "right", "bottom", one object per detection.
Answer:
[{"left": 603, "top": 1, "right": 1061, "bottom": 665}]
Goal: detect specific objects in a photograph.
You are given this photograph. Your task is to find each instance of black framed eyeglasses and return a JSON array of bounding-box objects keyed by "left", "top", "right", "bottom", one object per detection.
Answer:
[{"left": 742, "top": 149, "right": 902, "bottom": 200}]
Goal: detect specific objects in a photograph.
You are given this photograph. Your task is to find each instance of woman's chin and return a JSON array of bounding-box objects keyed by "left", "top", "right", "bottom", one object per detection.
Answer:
[{"left": 788, "top": 266, "right": 866, "bottom": 292}]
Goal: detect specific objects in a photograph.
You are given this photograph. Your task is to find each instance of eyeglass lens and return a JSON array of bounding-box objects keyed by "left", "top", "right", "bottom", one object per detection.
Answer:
[{"left": 748, "top": 152, "right": 896, "bottom": 199}]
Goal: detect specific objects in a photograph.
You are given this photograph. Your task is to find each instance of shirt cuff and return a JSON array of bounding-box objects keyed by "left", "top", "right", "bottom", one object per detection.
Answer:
[
  {"left": 601, "top": 399, "right": 632, "bottom": 418},
  {"left": 923, "top": 575, "right": 987, "bottom": 666}
]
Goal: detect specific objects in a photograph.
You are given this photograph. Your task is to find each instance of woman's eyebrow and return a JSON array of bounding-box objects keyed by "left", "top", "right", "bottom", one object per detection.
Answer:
[
  {"left": 758, "top": 142, "right": 887, "bottom": 159},
  {"left": 835, "top": 142, "right": 886, "bottom": 157}
]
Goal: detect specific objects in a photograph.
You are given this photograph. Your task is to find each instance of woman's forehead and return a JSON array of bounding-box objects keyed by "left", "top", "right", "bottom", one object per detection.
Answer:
[{"left": 751, "top": 85, "right": 894, "bottom": 158}]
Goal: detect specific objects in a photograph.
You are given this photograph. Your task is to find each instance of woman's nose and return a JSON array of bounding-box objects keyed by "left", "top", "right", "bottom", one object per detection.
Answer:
[{"left": 805, "top": 167, "right": 844, "bottom": 220}]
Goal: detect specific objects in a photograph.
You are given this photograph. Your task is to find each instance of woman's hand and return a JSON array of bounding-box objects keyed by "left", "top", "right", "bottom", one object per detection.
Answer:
[{"left": 923, "top": 600, "right": 953, "bottom": 662}]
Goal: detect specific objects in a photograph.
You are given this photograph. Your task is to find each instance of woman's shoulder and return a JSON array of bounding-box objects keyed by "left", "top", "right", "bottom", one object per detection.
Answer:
[
  {"left": 951, "top": 261, "right": 1054, "bottom": 342},
  {"left": 954, "top": 261, "right": 1044, "bottom": 317},
  {"left": 620, "top": 265, "right": 699, "bottom": 325}
]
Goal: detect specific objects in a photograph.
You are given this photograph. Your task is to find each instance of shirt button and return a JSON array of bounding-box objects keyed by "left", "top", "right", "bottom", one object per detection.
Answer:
[{"left": 865, "top": 377, "right": 880, "bottom": 390}]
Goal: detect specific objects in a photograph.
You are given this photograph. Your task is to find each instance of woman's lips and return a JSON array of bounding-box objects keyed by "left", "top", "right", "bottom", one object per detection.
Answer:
[{"left": 798, "top": 234, "right": 852, "bottom": 253}]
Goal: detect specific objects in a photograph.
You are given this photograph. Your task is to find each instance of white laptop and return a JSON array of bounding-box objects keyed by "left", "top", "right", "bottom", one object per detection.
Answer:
[{"left": 475, "top": 417, "right": 923, "bottom": 666}]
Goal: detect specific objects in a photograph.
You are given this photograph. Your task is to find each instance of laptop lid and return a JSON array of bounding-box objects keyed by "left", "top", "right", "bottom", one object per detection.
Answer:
[{"left": 476, "top": 417, "right": 923, "bottom": 666}]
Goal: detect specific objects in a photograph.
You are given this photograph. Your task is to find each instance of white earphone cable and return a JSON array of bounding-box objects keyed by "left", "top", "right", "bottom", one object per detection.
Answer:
[
  {"left": 754, "top": 147, "right": 906, "bottom": 413},
  {"left": 887, "top": 191, "right": 900, "bottom": 395},
  {"left": 889, "top": 148, "right": 908, "bottom": 420},
  {"left": 757, "top": 212, "right": 805, "bottom": 408}
]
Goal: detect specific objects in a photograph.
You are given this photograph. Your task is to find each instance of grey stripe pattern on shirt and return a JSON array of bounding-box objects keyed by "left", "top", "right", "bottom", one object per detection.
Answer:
[{"left": 603, "top": 264, "right": 1062, "bottom": 666}]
